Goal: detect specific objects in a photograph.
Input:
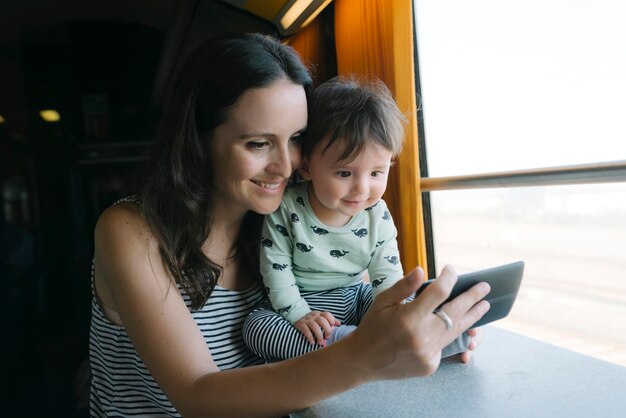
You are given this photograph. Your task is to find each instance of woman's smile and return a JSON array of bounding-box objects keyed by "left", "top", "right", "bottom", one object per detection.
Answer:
[{"left": 251, "top": 179, "right": 285, "bottom": 191}]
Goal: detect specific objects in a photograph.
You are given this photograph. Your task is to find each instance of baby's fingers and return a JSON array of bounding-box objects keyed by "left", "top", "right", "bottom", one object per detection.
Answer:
[
  {"left": 314, "top": 316, "right": 333, "bottom": 341},
  {"left": 320, "top": 311, "right": 341, "bottom": 327},
  {"left": 294, "top": 321, "right": 316, "bottom": 345},
  {"left": 308, "top": 321, "right": 326, "bottom": 345}
]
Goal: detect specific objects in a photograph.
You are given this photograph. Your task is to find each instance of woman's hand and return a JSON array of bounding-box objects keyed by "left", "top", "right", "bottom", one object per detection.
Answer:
[
  {"left": 459, "top": 327, "right": 483, "bottom": 363},
  {"left": 348, "top": 265, "right": 491, "bottom": 381},
  {"left": 294, "top": 311, "right": 341, "bottom": 345}
]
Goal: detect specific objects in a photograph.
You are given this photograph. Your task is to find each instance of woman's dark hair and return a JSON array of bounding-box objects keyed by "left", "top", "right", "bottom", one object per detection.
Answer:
[
  {"left": 138, "top": 33, "right": 313, "bottom": 309},
  {"left": 302, "top": 76, "right": 406, "bottom": 162}
]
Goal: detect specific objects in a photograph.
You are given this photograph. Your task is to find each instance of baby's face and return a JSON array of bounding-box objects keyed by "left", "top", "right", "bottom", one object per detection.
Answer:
[{"left": 300, "top": 138, "right": 392, "bottom": 227}]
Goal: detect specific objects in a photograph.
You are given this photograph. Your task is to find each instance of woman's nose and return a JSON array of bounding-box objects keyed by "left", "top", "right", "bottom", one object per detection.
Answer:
[{"left": 267, "top": 144, "right": 298, "bottom": 178}]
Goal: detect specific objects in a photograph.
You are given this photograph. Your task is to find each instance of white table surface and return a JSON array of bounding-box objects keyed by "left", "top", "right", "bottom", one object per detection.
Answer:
[{"left": 290, "top": 326, "right": 626, "bottom": 418}]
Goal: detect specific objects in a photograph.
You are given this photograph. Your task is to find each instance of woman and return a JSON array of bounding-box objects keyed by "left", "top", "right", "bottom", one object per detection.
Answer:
[{"left": 89, "top": 33, "right": 490, "bottom": 417}]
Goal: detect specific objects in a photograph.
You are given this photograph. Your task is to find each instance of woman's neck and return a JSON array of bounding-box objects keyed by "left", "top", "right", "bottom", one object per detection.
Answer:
[
  {"left": 203, "top": 215, "right": 255, "bottom": 291},
  {"left": 201, "top": 200, "right": 251, "bottom": 288},
  {"left": 211, "top": 197, "right": 248, "bottom": 230},
  {"left": 204, "top": 207, "right": 243, "bottom": 259}
]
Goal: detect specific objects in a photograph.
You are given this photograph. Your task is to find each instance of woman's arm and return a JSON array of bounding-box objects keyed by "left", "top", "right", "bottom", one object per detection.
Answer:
[{"left": 94, "top": 204, "right": 490, "bottom": 417}]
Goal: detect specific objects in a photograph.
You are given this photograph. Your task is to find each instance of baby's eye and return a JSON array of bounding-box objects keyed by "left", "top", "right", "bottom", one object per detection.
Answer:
[
  {"left": 337, "top": 171, "right": 351, "bottom": 178},
  {"left": 371, "top": 170, "right": 385, "bottom": 177},
  {"left": 246, "top": 141, "right": 269, "bottom": 150}
]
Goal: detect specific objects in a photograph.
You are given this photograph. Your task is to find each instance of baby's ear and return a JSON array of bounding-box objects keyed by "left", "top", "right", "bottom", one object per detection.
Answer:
[{"left": 299, "top": 157, "right": 312, "bottom": 180}]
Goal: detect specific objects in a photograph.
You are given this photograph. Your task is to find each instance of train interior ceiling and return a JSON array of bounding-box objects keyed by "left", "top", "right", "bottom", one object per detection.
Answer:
[{"left": 0, "top": 0, "right": 336, "bottom": 415}]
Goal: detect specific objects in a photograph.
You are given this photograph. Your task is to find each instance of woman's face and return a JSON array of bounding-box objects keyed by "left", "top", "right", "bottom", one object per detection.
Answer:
[{"left": 209, "top": 79, "right": 308, "bottom": 218}]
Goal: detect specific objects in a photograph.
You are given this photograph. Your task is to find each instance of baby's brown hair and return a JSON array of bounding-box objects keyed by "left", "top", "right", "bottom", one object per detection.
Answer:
[{"left": 303, "top": 76, "right": 406, "bottom": 162}]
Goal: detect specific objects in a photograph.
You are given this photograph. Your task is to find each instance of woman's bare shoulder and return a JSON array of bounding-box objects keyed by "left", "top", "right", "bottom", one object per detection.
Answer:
[
  {"left": 95, "top": 201, "right": 153, "bottom": 245},
  {"left": 93, "top": 201, "right": 163, "bottom": 315},
  {"left": 94, "top": 201, "right": 163, "bottom": 280},
  {"left": 94, "top": 200, "right": 174, "bottom": 310}
]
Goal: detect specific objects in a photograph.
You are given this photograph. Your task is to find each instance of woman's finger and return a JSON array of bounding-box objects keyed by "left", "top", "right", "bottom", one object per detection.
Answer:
[
  {"left": 466, "top": 328, "right": 478, "bottom": 348},
  {"left": 455, "top": 300, "right": 490, "bottom": 334},
  {"left": 373, "top": 267, "right": 425, "bottom": 310},
  {"left": 412, "top": 265, "right": 459, "bottom": 316},
  {"left": 467, "top": 327, "right": 483, "bottom": 351},
  {"left": 442, "top": 281, "right": 491, "bottom": 318}
]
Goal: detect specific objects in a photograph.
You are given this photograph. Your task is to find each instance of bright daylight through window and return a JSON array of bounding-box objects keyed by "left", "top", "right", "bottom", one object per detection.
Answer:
[{"left": 414, "top": 0, "right": 626, "bottom": 366}]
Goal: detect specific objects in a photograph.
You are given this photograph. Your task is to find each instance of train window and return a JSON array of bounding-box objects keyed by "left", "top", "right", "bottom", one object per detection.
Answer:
[
  {"left": 415, "top": 0, "right": 626, "bottom": 366},
  {"left": 415, "top": 0, "right": 626, "bottom": 175}
]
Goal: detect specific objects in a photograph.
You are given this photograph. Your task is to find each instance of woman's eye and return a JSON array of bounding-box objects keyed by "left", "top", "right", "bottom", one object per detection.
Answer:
[
  {"left": 289, "top": 134, "right": 302, "bottom": 144},
  {"left": 246, "top": 141, "right": 269, "bottom": 150},
  {"left": 337, "top": 171, "right": 351, "bottom": 178}
]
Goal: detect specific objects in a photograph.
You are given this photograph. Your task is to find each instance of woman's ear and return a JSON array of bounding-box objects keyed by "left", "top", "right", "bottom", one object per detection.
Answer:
[{"left": 299, "top": 157, "right": 312, "bottom": 180}]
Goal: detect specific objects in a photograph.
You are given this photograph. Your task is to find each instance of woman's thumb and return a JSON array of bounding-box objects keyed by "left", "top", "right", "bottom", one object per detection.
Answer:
[{"left": 375, "top": 267, "right": 425, "bottom": 307}]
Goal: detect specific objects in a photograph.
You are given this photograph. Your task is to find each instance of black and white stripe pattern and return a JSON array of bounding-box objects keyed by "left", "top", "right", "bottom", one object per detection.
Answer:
[
  {"left": 89, "top": 263, "right": 266, "bottom": 417},
  {"left": 243, "top": 282, "right": 373, "bottom": 360}
]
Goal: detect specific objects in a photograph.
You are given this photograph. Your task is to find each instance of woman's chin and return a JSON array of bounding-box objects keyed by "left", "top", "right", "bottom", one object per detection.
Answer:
[{"left": 251, "top": 200, "right": 282, "bottom": 215}]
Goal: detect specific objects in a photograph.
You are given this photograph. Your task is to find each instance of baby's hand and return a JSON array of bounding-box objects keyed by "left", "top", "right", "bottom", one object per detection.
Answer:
[{"left": 294, "top": 311, "right": 341, "bottom": 345}]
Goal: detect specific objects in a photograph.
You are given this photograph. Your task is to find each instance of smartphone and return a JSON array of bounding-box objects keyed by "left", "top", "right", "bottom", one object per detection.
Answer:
[{"left": 415, "top": 261, "right": 525, "bottom": 328}]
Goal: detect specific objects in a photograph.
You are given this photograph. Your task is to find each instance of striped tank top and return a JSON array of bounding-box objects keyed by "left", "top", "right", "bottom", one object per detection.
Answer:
[{"left": 89, "top": 263, "right": 266, "bottom": 417}]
